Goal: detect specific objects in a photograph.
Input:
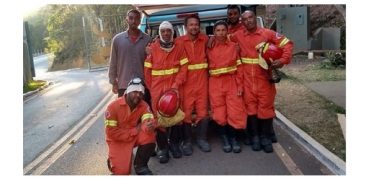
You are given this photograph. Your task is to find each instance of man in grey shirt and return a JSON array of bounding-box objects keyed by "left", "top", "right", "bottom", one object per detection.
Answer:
[{"left": 108, "top": 9, "right": 151, "bottom": 98}]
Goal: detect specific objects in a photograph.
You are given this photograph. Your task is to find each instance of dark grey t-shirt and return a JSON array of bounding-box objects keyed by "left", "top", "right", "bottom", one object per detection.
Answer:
[{"left": 108, "top": 31, "right": 151, "bottom": 89}]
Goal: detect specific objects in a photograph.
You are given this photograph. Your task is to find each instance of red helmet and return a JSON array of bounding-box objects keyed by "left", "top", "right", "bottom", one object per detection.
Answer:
[
  {"left": 157, "top": 89, "right": 180, "bottom": 117},
  {"left": 261, "top": 43, "right": 283, "bottom": 63}
]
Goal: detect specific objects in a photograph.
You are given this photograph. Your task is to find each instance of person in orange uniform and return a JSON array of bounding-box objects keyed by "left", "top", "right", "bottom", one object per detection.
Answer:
[
  {"left": 227, "top": 5, "right": 245, "bottom": 34},
  {"left": 104, "top": 77, "right": 156, "bottom": 175},
  {"left": 231, "top": 10, "right": 293, "bottom": 153},
  {"left": 227, "top": 4, "right": 254, "bottom": 146},
  {"left": 207, "top": 20, "right": 246, "bottom": 153},
  {"left": 175, "top": 15, "right": 211, "bottom": 155},
  {"left": 144, "top": 21, "right": 188, "bottom": 163}
]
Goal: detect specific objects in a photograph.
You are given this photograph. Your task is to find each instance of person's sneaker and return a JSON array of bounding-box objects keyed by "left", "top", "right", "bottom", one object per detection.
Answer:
[
  {"left": 181, "top": 142, "right": 193, "bottom": 156},
  {"left": 169, "top": 143, "right": 182, "bottom": 158},
  {"left": 196, "top": 139, "right": 211, "bottom": 152},
  {"left": 156, "top": 149, "right": 169, "bottom": 163}
]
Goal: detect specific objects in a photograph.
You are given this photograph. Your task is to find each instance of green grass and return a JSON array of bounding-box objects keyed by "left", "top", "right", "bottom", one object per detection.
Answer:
[
  {"left": 23, "top": 80, "right": 46, "bottom": 93},
  {"left": 276, "top": 60, "right": 346, "bottom": 160},
  {"left": 326, "top": 100, "right": 346, "bottom": 114},
  {"left": 276, "top": 78, "right": 346, "bottom": 161},
  {"left": 281, "top": 65, "right": 345, "bottom": 82}
]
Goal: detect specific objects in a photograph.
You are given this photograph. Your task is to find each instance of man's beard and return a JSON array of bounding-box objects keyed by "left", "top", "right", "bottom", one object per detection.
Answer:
[
  {"left": 227, "top": 19, "right": 239, "bottom": 25},
  {"left": 160, "top": 40, "right": 174, "bottom": 49},
  {"left": 189, "top": 29, "right": 199, "bottom": 36},
  {"left": 132, "top": 98, "right": 141, "bottom": 106}
]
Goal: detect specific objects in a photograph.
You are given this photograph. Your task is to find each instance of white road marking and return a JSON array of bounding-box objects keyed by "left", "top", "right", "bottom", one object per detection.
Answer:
[
  {"left": 23, "top": 91, "right": 114, "bottom": 175},
  {"left": 273, "top": 143, "right": 304, "bottom": 175}
]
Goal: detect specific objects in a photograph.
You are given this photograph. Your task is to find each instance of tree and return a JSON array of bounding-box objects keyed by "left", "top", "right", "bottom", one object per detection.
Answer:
[
  {"left": 24, "top": 7, "right": 49, "bottom": 55},
  {"left": 25, "top": 5, "right": 133, "bottom": 71}
]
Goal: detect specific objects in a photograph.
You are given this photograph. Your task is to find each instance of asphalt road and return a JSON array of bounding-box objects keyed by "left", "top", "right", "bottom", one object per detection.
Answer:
[
  {"left": 24, "top": 55, "right": 333, "bottom": 175},
  {"left": 23, "top": 55, "right": 110, "bottom": 167},
  {"left": 33, "top": 54, "right": 49, "bottom": 77},
  {"left": 40, "top": 112, "right": 333, "bottom": 175}
]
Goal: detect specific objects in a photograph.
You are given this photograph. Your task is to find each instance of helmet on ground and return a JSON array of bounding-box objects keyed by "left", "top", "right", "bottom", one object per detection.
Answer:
[
  {"left": 157, "top": 89, "right": 180, "bottom": 117},
  {"left": 260, "top": 42, "right": 283, "bottom": 63}
]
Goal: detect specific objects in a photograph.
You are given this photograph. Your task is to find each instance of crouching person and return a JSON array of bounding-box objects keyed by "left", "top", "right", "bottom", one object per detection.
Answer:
[{"left": 105, "top": 77, "right": 157, "bottom": 175}]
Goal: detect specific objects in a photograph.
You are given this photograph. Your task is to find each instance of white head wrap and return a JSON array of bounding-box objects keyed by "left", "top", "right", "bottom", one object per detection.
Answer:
[
  {"left": 159, "top": 21, "right": 174, "bottom": 43},
  {"left": 125, "top": 83, "right": 145, "bottom": 94}
]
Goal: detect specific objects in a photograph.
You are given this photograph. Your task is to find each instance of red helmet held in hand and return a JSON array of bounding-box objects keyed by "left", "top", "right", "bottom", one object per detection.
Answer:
[
  {"left": 261, "top": 42, "right": 283, "bottom": 63},
  {"left": 157, "top": 89, "right": 180, "bottom": 117}
]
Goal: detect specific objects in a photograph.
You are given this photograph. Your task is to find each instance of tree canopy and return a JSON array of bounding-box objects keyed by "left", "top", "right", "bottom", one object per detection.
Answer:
[{"left": 24, "top": 4, "right": 132, "bottom": 70}]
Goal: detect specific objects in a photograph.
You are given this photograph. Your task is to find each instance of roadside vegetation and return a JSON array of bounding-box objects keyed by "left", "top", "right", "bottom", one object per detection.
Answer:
[
  {"left": 24, "top": 5, "right": 132, "bottom": 71},
  {"left": 23, "top": 80, "right": 46, "bottom": 93},
  {"left": 276, "top": 55, "right": 346, "bottom": 161}
]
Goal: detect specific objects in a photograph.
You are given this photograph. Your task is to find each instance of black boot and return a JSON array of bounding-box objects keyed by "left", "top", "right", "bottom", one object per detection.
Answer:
[
  {"left": 134, "top": 143, "right": 155, "bottom": 175},
  {"left": 259, "top": 119, "right": 274, "bottom": 153},
  {"left": 156, "top": 149, "right": 169, "bottom": 164},
  {"left": 269, "top": 119, "right": 278, "bottom": 143},
  {"left": 218, "top": 125, "right": 231, "bottom": 153},
  {"left": 227, "top": 125, "right": 241, "bottom": 153},
  {"left": 243, "top": 116, "right": 252, "bottom": 145},
  {"left": 248, "top": 115, "right": 261, "bottom": 151},
  {"left": 182, "top": 123, "right": 193, "bottom": 156},
  {"left": 243, "top": 129, "right": 252, "bottom": 145},
  {"left": 196, "top": 118, "right": 211, "bottom": 152},
  {"left": 156, "top": 130, "right": 169, "bottom": 163},
  {"left": 169, "top": 125, "right": 183, "bottom": 158},
  {"left": 169, "top": 143, "right": 182, "bottom": 158}
]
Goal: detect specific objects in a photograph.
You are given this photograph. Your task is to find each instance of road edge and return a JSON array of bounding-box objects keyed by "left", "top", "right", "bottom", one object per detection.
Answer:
[
  {"left": 23, "top": 81, "right": 53, "bottom": 101},
  {"left": 23, "top": 90, "right": 114, "bottom": 175},
  {"left": 275, "top": 110, "right": 346, "bottom": 175}
]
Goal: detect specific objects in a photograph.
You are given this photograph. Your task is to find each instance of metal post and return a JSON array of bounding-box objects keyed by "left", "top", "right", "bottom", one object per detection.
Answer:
[{"left": 82, "top": 17, "right": 91, "bottom": 71}]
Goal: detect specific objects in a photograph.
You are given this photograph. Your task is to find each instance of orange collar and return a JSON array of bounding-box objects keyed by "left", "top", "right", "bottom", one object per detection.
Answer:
[
  {"left": 181, "top": 33, "right": 205, "bottom": 42},
  {"left": 117, "top": 96, "right": 127, "bottom": 106},
  {"left": 244, "top": 27, "right": 263, "bottom": 35}
]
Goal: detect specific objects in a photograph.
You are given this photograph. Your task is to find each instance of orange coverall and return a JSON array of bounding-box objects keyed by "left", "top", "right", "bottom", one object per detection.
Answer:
[
  {"left": 176, "top": 33, "right": 209, "bottom": 124},
  {"left": 104, "top": 96, "right": 156, "bottom": 175},
  {"left": 231, "top": 27, "right": 293, "bottom": 119},
  {"left": 228, "top": 21, "right": 245, "bottom": 35},
  {"left": 144, "top": 40, "right": 188, "bottom": 115},
  {"left": 207, "top": 40, "right": 246, "bottom": 129}
]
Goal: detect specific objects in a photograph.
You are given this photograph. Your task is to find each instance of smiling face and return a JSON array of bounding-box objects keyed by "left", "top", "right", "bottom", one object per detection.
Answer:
[{"left": 185, "top": 17, "right": 200, "bottom": 37}]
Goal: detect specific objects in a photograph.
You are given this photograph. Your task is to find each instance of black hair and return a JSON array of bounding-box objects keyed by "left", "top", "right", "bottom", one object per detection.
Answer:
[
  {"left": 227, "top": 5, "right": 241, "bottom": 14},
  {"left": 213, "top": 20, "right": 228, "bottom": 30},
  {"left": 184, "top": 15, "right": 200, "bottom": 26},
  {"left": 127, "top": 9, "right": 141, "bottom": 17}
]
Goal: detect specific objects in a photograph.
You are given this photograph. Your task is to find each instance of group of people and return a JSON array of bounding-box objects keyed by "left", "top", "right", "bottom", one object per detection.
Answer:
[{"left": 105, "top": 5, "right": 294, "bottom": 175}]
